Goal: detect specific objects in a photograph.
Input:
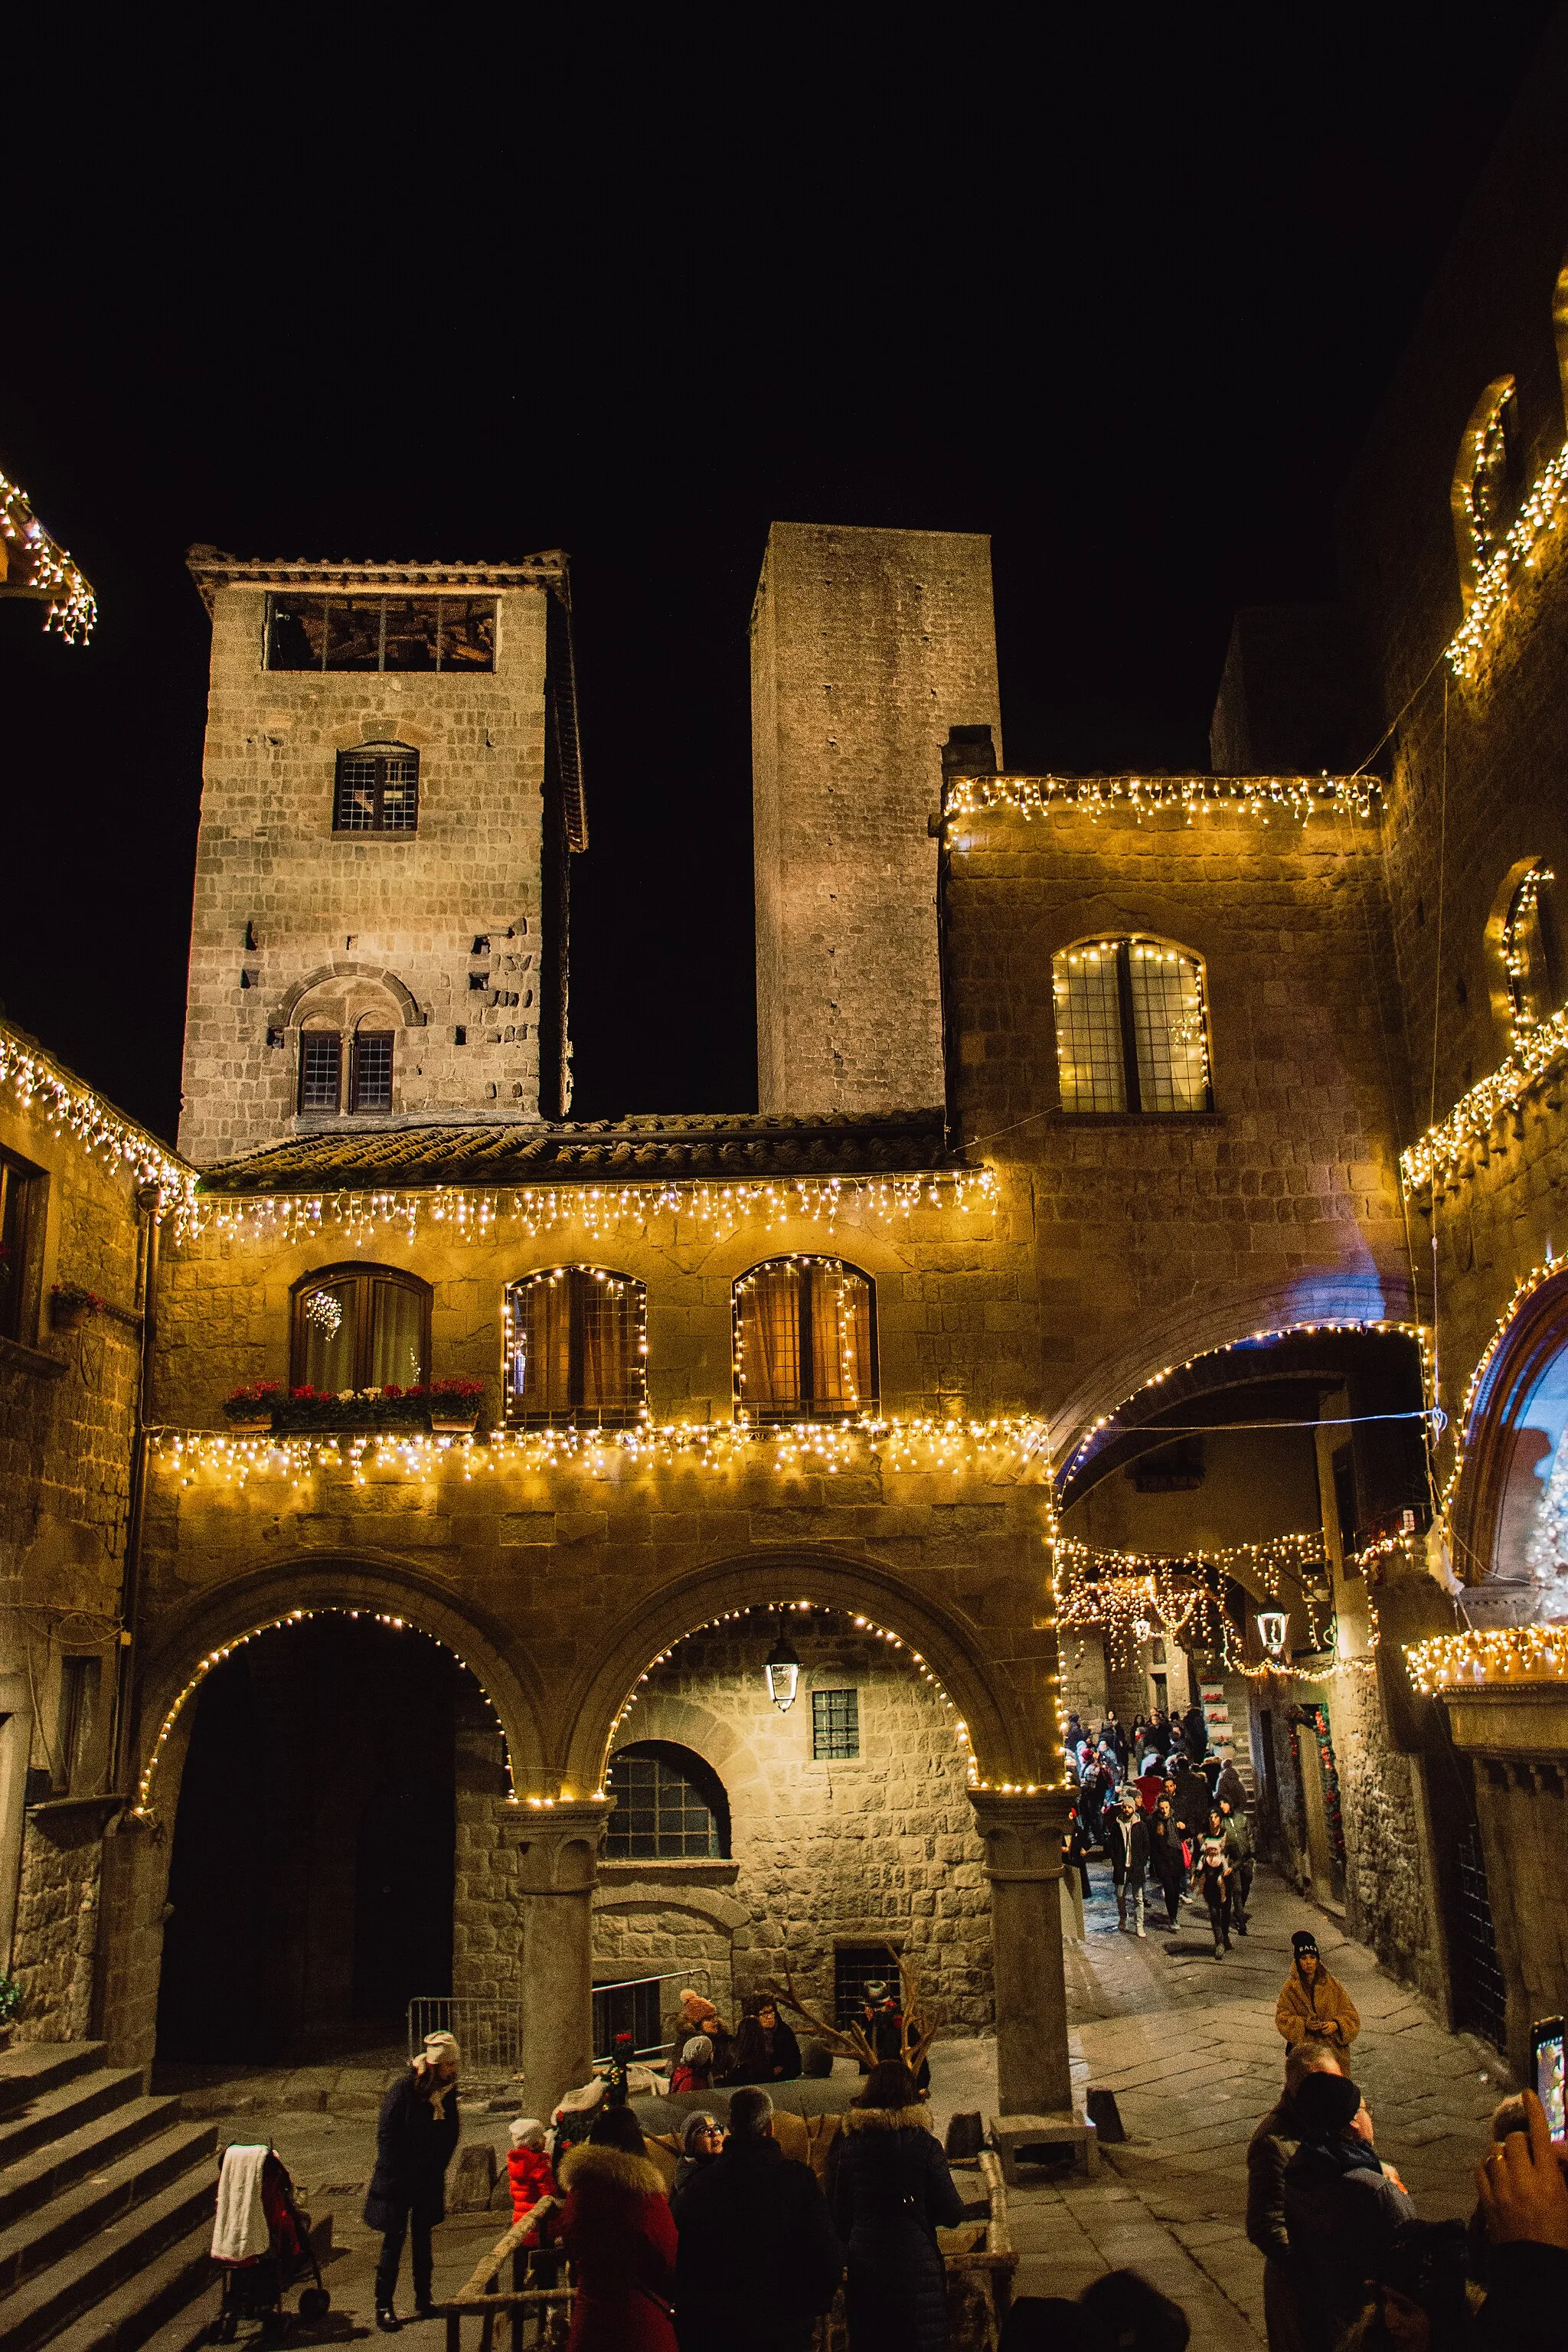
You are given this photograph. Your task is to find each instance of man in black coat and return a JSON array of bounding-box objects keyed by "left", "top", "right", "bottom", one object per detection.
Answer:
[
  {"left": 674, "top": 2087, "right": 842, "bottom": 2352},
  {"left": 364, "top": 2032, "right": 462, "bottom": 2330},
  {"left": 1105, "top": 1795, "right": 1151, "bottom": 1937}
]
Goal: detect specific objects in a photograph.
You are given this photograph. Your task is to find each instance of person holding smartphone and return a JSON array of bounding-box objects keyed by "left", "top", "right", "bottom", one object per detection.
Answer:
[{"left": 1474, "top": 2087, "right": 1568, "bottom": 2337}]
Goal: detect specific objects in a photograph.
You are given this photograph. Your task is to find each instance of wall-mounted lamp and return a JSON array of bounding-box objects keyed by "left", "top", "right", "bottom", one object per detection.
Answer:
[
  {"left": 1257, "top": 1610, "right": 1289, "bottom": 1658},
  {"left": 764, "top": 1617, "right": 802, "bottom": 1713}
]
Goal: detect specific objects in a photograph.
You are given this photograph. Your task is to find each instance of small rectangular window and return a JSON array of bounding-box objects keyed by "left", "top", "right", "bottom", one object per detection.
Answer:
[
  {"left": 299, "top": 1031, "right": 342, "bottom": 1112},
  {"left": 334, "top": 749, "right": 420, "bottom": 834},
  {"left": 266, "top": 594, "right": 495, "bottom": 672},
  {"left": 56, "top": 1655, "right": 102, "bottom": 1795},
  {"left": 0, "top": 1149, "right": 44, "bottom": 1344},
  {"left": 349, "top": 1032, "right": 394, "bottom": 1112},
  {"left": 812, "top": 1688, "right": 860, "bottom": 1760}
]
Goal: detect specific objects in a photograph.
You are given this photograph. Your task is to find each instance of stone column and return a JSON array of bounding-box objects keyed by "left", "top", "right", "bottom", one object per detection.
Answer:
[
  {"left": 516, "top": 1799, "right": 612, "bottom": 2118},
  {"left": 969, "top": 1788, "right": 1073, "bottom": 2115}
]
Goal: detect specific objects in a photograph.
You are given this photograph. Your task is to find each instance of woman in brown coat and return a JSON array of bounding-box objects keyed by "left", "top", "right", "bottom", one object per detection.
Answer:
[{"left": 1276, "top": 1930, "right": 1361, "bottom": 2053}]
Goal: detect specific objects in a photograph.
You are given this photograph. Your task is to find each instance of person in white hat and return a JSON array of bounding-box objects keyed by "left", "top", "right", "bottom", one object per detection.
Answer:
[{"left": 364, "top": 2032, "right": 462, "bottom": 2330}]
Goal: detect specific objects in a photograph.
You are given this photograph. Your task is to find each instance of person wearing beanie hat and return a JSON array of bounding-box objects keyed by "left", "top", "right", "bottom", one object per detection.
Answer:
[
  {"left": 1283, "top": 2073, "right": 1415, "bottom": 2350},
  {"left": 506, "top": 2117, "right": 557, "bottom": 2234},
  {"left": 364, "top": 2034, "right": 463, "bottom": 2329},
  {"left": 1276, "top": 1929, "right": 1361, "bottom": 2053},
  {"left": 670, "top": 2033, "right": 714, "bottom": 2096}
]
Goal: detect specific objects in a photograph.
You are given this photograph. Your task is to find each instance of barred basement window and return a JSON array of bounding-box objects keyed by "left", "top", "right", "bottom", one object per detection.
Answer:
[
  {"left": 266, "top": 595, "right": 496, "bottom": 672},
  {"left": 334, "top": 746, "right": 420, "bottom": 834},
  {"left": 735, "top": 1257, "right": 877, "bottom": 1423},
  {"left": 291, "top": 1264, "right": 430, "bottom": 1390},
  {"left": 507, "top": 1266, "right": 646, "bottom": 1427},
  {"left": 298, "top": 1031, "right": 343, "bottom": 1112},
  {"left": 812, "top": 1688, "right": 860, "bottom": 1760},
  {"left": 604, "top": 1742, "right": 730, "bottom": 1858},
  {"left": 1052, "top": 936, "right": 1212, "bottom": 1114}
]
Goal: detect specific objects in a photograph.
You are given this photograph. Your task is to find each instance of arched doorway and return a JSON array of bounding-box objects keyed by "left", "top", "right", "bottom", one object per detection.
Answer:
[{"left": 155, "top": 1614, "right": 492, "bottom": 2064}]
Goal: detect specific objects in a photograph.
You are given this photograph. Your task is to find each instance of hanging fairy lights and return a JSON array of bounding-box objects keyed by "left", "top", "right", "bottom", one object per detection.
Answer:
[
  {"left": 1405, "top": 1625, "right": 1568, "bottom": 1693},
  {"left": 1501, "top": 864, "right": 1555, "bottom": 1040},
  {"left": 1054, "top": 1531, "right": 1327, "bottom": 1594},
  {"left": 149, "top": 1410, "right": 1055, "bottom": 1490},
  {"left": 133, "top": 1604, "right": 515, "bottom": 1818},
  {"left": 1431, "top": 1250, "right": 1567, "bottom": 1521},
  {"left": 941, "top": 773, "right": 1379, "bottom": 829},
  {"left": 191, "top": 1168, "right": 997, "bottom": 1249},
  {"left": 0, "top": 469, "right": 96, "bottom": 641},
  {"left": 1400, "top": 1001, "right": 1568, "bottom": 1194},
  {"left": 0, "top": 1026, "right": 196, "bottom": 1223},
  {"left": 1447, "top": 433, "right": 1568, "bottom": 681}
]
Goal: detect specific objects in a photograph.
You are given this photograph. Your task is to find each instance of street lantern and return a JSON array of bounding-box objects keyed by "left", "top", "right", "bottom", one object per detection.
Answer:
[
  {"left": 1257, "top": 1609, "right": 1289, "bottom": 1658},
  {"left": 764, "top": 1618, "right": 802, "bottom": 1712}
]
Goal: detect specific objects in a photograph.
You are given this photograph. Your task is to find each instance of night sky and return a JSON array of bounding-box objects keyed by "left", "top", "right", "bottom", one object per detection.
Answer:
[{"left": 4, "top": 10, "right": 1560, "bottom": 1145}]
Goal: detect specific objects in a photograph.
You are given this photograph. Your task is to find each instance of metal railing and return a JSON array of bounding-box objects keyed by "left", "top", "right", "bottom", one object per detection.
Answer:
[
  {"left": 592, "top": 1966, "right": 712, "bottom": 2060},
  {"left": 408, "top": 1996, "right": 525, "bottom": 2073}
]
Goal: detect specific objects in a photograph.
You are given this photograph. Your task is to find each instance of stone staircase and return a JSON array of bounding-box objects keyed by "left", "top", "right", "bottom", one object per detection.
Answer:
[{"left": 0, "top": 2043, "right": 217, "bottom": 2352}]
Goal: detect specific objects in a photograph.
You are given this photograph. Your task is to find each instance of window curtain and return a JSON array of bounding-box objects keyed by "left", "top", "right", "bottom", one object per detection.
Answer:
[
  {"left": 809, "top": 1266, "right": 872, "bottom": 1411},
  {"left": 739, "top": 1263, "right": 802, "bottom": 1416},
  {"left": 580, "top": 1275, "right": 633, "bottom": 1419},
  {"left": 300, "top": 1280, "right": 357, "bottom": 1390},
  {"left": 514, "top": 1278, "right": 571, "bottom": 1414},
  {"left": 369, "top": 1281, "right": 425, "bottom": 1387}
]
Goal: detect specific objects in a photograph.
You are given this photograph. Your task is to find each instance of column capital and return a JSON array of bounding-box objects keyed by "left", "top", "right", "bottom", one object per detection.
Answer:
[
  {"left": 967, "top": 1787, "right": 1071, "bottom": 1880},
  {"left": 514, "top": 1797, "right": 614, "bottom": 1893}
]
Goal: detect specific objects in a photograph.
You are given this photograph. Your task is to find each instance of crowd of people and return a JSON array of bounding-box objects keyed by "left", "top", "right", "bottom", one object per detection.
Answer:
[{"left": 1063, "top": 1702, "right": 1255, "bottom": 1959}]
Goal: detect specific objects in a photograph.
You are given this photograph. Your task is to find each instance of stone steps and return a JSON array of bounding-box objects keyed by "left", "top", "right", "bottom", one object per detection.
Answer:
[{"left": 0, "top": 2043, "right": 218, "bottom": 2352}]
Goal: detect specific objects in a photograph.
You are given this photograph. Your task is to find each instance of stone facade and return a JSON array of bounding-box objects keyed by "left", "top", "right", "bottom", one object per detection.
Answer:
[
  {"left": 0, "top": 1021, "right": 179, "bottom": 2034},
  {"left": 752, "top": 521, "right": 1001, "bottom": 1119},
  {"left": 178, "top": 557, "right": 575, "bottom": 1168}
]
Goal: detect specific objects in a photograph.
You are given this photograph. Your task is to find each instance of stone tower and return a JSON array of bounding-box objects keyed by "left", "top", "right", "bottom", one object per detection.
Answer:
[
  {"left": 178, "top": 550, "right": 583, "bottom": 1168},
  {"left": 750, "top": 521, "right": 1002, "bottom": 1116}
]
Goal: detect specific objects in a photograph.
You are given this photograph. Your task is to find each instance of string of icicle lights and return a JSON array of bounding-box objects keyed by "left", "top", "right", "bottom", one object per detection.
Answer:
[
  {"left": 0, "top": 469, "right": 96, "bottom": 641},
  {"left": 134, "top": 1605, "right": 514, "bottom": 1817},
  {"left": 941, "top": 774, "right": 1379, "bottom": 828},
  {"left": 0, "top": 1028, "right": 196, "bottom": 1223},
  {"left": 150, "top": 1412, "right": 1055, "bottom": 1488},
  {"left": 1447, "top": 433, "right": 1568, "bottom": 681},
  {"left": 189, "top": 1168, "right": 998, "bottom": 1246},
  {"left": 1434, "top": 1250, "right": 1566, "bottom": 1520},
  {"left": 1400, "top": 998, "right": 1568, "bottom": 1194},
  {"left": 1406, "top": 1625, "right": 1568, "bottom": 1693}
]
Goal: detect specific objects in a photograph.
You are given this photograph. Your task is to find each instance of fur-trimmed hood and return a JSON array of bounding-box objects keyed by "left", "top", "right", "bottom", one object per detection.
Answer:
[
  {"left": 844, "top": 2104, "right": 933, "bottom": 2132},
  {"left": 558, "top": 2141, "right": 668, "bottom": 2198}
]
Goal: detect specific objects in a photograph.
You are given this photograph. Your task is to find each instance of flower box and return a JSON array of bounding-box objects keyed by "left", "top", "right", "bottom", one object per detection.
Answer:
[
  {"left": 240, "top": 1380, "right": 488, "bottom": 1436},
  {"left": 224, "top": 1383, "right": 283, "bottom": 1429}
]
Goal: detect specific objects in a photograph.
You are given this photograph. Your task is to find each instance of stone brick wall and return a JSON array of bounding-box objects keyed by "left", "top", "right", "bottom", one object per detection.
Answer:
[
  {"left": 1327, "top": 1664, "right": 1445, "bottom": 2003},
  {"left": 597, "top": 1620, "right": 993, "bottom": 2034},
  {"left": 0, "top": 1028, "right": 155, "bottom": 2027},
  {"left": 178, "top": 583, "right": 553, "bottom": 1166},
  {"left": 752, "top": 522, "right": 1001, "bottom": 1117}
]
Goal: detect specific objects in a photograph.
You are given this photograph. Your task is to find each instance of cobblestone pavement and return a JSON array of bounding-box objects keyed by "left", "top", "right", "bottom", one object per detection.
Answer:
[{"left": 933, "top": 1861, "right": 1517, "bottom": 2343}]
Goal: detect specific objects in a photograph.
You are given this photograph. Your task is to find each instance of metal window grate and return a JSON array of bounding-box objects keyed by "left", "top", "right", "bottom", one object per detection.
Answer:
[
  {"left": 350, "top": 1032, "right": 394, "bottom": 1112},
  {"left": 1054, "top": 936, "right": 1211, "bottom": 1115},
  {"left": 335, "top": 750, "right": 420, "bottom": 834},
  {"left": 812, "top": 1688, "right": 860, "bottom": 1759},
  {"left": 298, "top": 1031, "right": 342, "bottom": 1112},
  {"left": 1129, "top": 944, "right": 1210, "bottom": 1111},
  {"left": 605, "top": 1748, "right": 720, "bottom": 1858},
  {"left": 1453, "top": 1820, "right": 1509, "bottom": 2050},
  {"left": 1054, "top": 943, "right": 1126, "bottom": 1112},
  {"left": 834, "top": 1944, "right": 897, "bottom": 2030},
  {"left": 407, "top": 1996, "right": 524, "bottom": 2073}
]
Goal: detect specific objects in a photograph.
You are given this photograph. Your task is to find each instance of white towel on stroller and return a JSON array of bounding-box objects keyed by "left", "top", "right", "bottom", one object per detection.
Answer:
[{"left": 212, "top": 2143, "right": 271, "bottom": 2263}]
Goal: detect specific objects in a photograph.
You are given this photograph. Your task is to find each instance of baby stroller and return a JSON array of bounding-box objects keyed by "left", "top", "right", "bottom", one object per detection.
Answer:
[{"left": 211, "top": 2143, "right": 331, "bottom": 2341}]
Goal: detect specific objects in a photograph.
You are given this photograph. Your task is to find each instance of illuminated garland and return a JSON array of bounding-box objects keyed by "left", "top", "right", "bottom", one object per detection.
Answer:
[
  {"left": 0, "top": 469, "right": 96, "bottom": 641},
  {"left": 1502, "top": 864, "right": 1554, "bottom": 1041},
  {"left": 1438, "top": 1251, "right": 1566, "bottom": 1519},
  {"left": 1462, "top": 385, "right": 1517, "bottom": 570},
  {"left": 942, "top": 774, "right": 1379, "bottom": 828},
  {"left": 1400, "top": 1001, "right": 1568, "bottom": 1193},
  {"left": 1062, "top": 1320, "right": 1429, "bottom": 1478},
  {"left": 0, "top": 1027, "right": 196, "bottom": 1225},
  {"left": 192, "top": 1168, "right": 997, "bottom": 1248},
  {"left": 150, "top": 1411, "right": 1054, "bottom": 1488},
  {"left": 134, "top": 1605, "right": 514, "bottom": 1817},
  {"left": 1405, "top": 1625, "right": 1568, "bottom": 1693},
  {"left": 1448, "top": 433, "right": 1568, "bottom": 681},
  {"left": 1054, "top": 1531, "right": 1325, "bottom": 1595}
]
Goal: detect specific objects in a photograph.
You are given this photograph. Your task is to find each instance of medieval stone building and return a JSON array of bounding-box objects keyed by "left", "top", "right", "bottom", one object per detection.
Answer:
[{"left": 4, "top": 33, "right": 1568, "bottom": 2132}]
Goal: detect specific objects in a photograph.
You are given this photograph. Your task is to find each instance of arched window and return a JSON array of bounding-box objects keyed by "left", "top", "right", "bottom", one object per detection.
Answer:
[
  {"left": 605, "top": 1741, "right": 730, "bottom": 1859},
  {"left": 507, "top": 1266, "right": 646, "bottom": 1426},
  {"left": 1052, "top": 936, "right": 1212, "bottom": 1114},
  {"left": 291, "top": 1265, "right": 430, "bottom": 1390},
  {"left": 334, "top": 742, "right": 420, "bottom": 834},
  {"left": 1452, "top": 377, "right": 1524, "bottom": 596},
  {"left": 734, "top": 1257, "right": 877, "bottom": 1423},
  {"left": 1502, "top": 862, "right": 1561, "bottom": 1037}
]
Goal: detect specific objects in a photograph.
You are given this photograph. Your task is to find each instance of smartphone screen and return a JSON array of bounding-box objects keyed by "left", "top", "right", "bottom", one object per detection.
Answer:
[{"left": 1533, "top": 2014, "right": 1566, "bottom": 2141}]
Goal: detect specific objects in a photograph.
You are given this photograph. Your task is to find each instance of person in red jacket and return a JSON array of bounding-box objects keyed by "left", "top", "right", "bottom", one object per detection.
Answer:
[
  {"left": 558, "top": 2105, "right": 677, "bottom": 2352},
  {"left": 505, "top": 2118, "right": 556, "bottom": 2229}
]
